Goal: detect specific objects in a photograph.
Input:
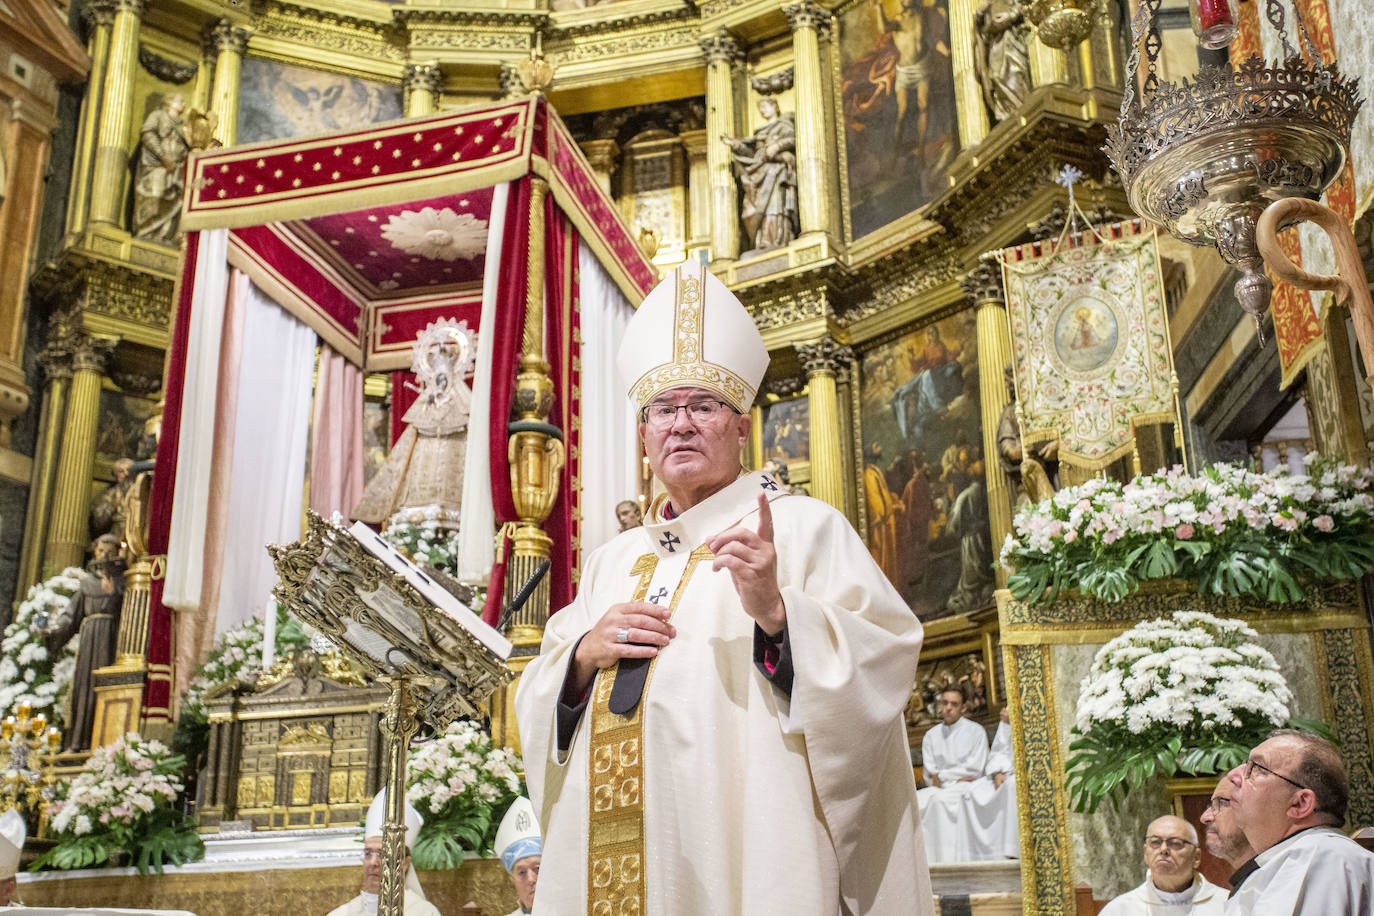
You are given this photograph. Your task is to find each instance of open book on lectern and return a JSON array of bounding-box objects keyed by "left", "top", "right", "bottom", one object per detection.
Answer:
[{"left": 269, "top": 512, "right": 514, "bottom": 727}]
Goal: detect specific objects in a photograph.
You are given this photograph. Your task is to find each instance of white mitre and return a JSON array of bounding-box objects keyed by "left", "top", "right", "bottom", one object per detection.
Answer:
[
  {"left": 495, "top": 796, "right": 541, "bottom": 872},
  {"left": 0, "top": 808, "right": 25, "bottom": 880},
  {"left": 364, "top": 789, "right": 424, "bottom": 847},
  {"left": 616, "top": 263, "right": 769, "bottom": 411}
]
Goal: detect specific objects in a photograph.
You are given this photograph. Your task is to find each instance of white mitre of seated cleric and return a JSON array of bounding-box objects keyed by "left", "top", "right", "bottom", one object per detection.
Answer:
[
  {"left": 0, "top": 808, "right": 24, "bottom": 880},
  {"left": 495, "top": 796, "right": 541, "bottom": 872},
  {"left": 365, "top": 789, "right": 424, "bottom": 846},
  {"left": 616, "top": 263, "right": 769, "bottom": 411}
]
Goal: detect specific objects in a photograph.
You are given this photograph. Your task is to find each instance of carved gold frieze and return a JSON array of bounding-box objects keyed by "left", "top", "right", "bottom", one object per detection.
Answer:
[
  {"left": 253, "top": 0, "right": 405, "bottom": 69},
  {"left": 30, "top": 251, "right": 174, "bottom": 347}
]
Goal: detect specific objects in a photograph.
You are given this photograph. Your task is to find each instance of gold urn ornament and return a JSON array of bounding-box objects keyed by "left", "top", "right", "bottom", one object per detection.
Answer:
[{"left": 1027, "top": 0, "right": 1101, "bottom": 51}]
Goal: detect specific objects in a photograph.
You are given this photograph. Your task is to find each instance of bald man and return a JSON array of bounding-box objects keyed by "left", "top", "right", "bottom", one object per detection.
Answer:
[
  {"left": 1199, "top": 777, "right": 1257, "bottom": 894},
  {"left": 1100, "top": 815, "right": 1226, "bottom": 915}
]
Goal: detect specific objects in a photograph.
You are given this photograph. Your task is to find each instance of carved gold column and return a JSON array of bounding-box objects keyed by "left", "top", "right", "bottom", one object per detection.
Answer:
[
  {"left": 17, "top": 341, "right": 73, "bottom": 590},
  {"left": 1079, "top": 3, "right": 1123, "bottom": 91},
  {"left": 782, "top": 2, "right": 831, "bottom": 236},
  {"left": 207, "top": 19, "right": 250, "bottom": 146},
  {"left": 580, "top": 139, "right": 619, "bottom": 196},
  {"left": 1029, "top": 33, "right": 1069, "bottom": 87},
  {"left": 191, "top": 32, "right": 214, "bottom": 113},
  {"left": 44, "top": 334, "right": 116, "bottom": 573},
  {"left": 65, "top": 0, "right": 116, "bottom": 238},
  {"left": 699, "top": 29, "right": 742, "bottom": 261},
  {"left": 965, "top": 258, "right": 1014, "bottom": 586},
  {"left": 680, "top": 129, "right": 711, "bottom": 258},
  {"left": 89, "top": 0, "right": 146, "bottom": 227},
  {"left": 950, "top": 0, "right": 991, "bottom": 147},
  {"left": 796, "top": 337, "right": 852, "bottom": 511},
  {"left": 405, "top": 62, "right": 442, "bottom": 117}
]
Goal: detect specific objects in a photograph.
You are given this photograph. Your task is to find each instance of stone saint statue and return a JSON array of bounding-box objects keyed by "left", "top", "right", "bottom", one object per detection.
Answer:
[
  {"left": 996, "top": 368, "right": 1058, "bottom": 507},
  {"left": 973, "top": 0, "right": 1032, "bottom": 123},
  {"left": 43, "top": 534, "right": 126, "bottom": 752},
  {"left": 133, "top": 93, "right": 191, "bottom": 242},
  {"left": 89, "top": 458, "right": 135, "bottom": 543},
  {"left": 722, "top": 98, "right": 800, "bottom": 254},
  {"left": 352, "top": 319, "right": 475, "bottom": 525}
]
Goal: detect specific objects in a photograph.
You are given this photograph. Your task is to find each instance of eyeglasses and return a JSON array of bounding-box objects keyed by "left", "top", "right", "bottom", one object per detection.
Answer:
[
  {"left": 1206, "top": 796, "right": 1233, "bottom": 813},
  {"left": 640, "top": 399, "right": 738, "bottom": 429},
  {"left": 1244, "top": 758, "right": 1309, "bottom": 792},
  {"left": 1144, "top": 836, "right": 1195, "bottom": 852}
]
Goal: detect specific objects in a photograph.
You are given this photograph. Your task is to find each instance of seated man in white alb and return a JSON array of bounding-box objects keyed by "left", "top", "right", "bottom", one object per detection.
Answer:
[
  {"left": 965, "top": 706, "right": 1019, "bottom": 860},
  {"left": 326, "top": 791, "right": 439, "bottom": 916},
  {"left": 496, "top": 796, "right": 541, "bottom": 916},
  {"left": 918, "top": 685, "right": 989, "bottom": 863},
  {"left": 1100, "top": 815, "right": 1225, "bottom": 915}
]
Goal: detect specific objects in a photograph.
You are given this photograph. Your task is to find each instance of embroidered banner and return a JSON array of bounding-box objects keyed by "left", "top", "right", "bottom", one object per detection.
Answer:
[{"left": 998, "top": 221, "right": 1178, "bottom": 469}]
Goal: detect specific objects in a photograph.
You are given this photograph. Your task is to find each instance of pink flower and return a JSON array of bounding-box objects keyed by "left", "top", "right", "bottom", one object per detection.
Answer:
[
  {"left": 1314, "top": 515, "right": 1335, "bottom": 532},
  {"left": 1064, "top": 530, "right": 1078, "bottom": 543},
  {"left": 1175, "top": 524, "right": 1195, "bottom": 540}
]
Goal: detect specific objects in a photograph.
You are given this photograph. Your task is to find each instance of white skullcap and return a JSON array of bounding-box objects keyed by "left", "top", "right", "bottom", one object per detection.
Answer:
[
  {"left": 616, "top": 263, "right": 769, "bottom": 411},
  {"left": 0, "top": 808, "right": 24, "bottom": 879},
  {"left": 365, "top": 789, "right": 424, "bottom": 849},
  {"left": 495, "top": 797, "right": 541, "bottom": 872}
]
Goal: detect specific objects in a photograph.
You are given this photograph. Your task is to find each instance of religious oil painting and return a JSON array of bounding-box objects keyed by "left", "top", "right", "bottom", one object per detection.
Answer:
[
  {"left": 1051, "top": 294, "right": 1121, "bottom": 375},
  {"left": 96, "top": 389, "right": 157, "bottom": 463},
  {"left": 363, "top": 398, "right": 390, "bottom": 485},
  {"left": 237, "top": 58, "right": 404, "bottom": 145},
  {"left": 839, "top": 0, "right": 960, "bottom": 240},
  {"left": 859, "top": 309, "right": 992, "bottom": 619},
  {"left": 760, "top": 396, "right": 811, "bottom": 465}
]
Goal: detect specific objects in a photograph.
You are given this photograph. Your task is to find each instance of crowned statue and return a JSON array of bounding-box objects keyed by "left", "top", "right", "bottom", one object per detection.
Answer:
[{"left": 352, "top": 319, "right": 476, "bottom": 526}]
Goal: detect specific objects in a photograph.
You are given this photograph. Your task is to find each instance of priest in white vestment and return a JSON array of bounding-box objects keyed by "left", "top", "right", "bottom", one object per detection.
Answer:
[
  {"left": 326, "top": 791, "right": 438, "bottom": 916},
  {"left": 1224, "top": 730, "right": 1374, "bottom": 915},
  {"left": 965, "top": 706, "right": 1019, "bottom": 860},
  {"left": 917, "top": 685, "right": 988, "bottom": 863},
  {"left": 496, "top": 797, "right": 542, "bottom": 916},
  {"left": 515, "top": 264, "right": 932, "bottom": 916},
  {"left": 0, "top": 809, "right": 24, "bottom": 907},
  {"left": 1100, "top": 816, "right": 1225, "bottom": 915}
]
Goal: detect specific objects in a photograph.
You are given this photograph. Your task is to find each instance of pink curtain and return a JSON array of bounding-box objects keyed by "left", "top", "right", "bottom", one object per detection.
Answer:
[{"left": 311, "top": 344, "right": 365, "bottom": 518}]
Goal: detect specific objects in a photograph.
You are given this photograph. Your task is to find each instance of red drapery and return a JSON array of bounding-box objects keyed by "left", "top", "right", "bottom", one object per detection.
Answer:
[{"left": 544, "top": 198, "right": 581, "bottom": 617}]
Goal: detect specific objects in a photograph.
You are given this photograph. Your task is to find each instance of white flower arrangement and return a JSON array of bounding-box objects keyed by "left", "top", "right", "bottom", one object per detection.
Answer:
[
  {"left": 1001, "top": 456, "right": 1374, "bottom": 604},
  {"left": 381, "top": 504, "right": 461, "bottom": 577},
  {"left": 37, "top": 733, "right": 203, "bottom": 873},
  {"left": 1066, "top": 611, "right": 1314, "bottom": 813},
  {"left": 180, "top": 606, "right": 311, "bottom": 725},
  {"left": 405, "top": 719, "right": 524, "bottom": 870},
  {"left": 0, "top": 568, "right": 85, "bottom": 726}
]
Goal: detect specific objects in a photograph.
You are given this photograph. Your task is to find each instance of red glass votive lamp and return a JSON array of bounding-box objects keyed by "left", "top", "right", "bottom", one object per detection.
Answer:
[{"left": 1190, "top": 0, "right": 1239, "bottom": 49}]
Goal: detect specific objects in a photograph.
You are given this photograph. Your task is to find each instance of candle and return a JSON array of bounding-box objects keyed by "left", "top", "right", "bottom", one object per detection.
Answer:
[{"left": 1191, "top": 0, "right": 1239, "bottom": 49}]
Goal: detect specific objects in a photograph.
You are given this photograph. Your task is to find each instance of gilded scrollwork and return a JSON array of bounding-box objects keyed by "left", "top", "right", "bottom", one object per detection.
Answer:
[{"left": 796, "top": 336, "right": 854, "bottom": 377}]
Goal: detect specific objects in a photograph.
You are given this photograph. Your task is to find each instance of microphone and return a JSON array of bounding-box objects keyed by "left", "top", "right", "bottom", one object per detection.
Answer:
[{"left": 497, "top": 559, "right": 552, "bottom": 633}]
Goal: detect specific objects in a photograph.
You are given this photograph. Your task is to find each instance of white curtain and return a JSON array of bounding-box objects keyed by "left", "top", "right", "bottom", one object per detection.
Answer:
[
  {"left": 164, "top": 229, "right": 230, "bottom": 612},
  {"left": 457, "top": 180, "right": 511, "bottom": 585},
  {"left": 577, "top": 238, "right": 640, "bottom": 558},
  {"left": 214, "top": 282, "right": 316, "bottom": 634}
]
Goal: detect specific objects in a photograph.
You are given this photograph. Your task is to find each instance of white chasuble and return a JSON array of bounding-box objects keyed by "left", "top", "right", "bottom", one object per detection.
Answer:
[
  {"left": 516, "top": 472, "right": 932, "bottom": 916},
  {"left": 1225, "top": 826, "right": 1374, "bottom": 915}
]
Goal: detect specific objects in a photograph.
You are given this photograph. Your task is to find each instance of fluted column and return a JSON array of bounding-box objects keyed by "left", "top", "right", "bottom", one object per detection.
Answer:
[
  {"left": 89, "top": 0, "right": 147, "bottom": 227},
  {"left": 680, "top": 129, "right": 711, "bottom": 257},
  {"left": 796, "top": 337, "right": 853, "bottom": 512},
  {"left": 45, "top": 335, "right": 117, "bottom": 572},
  {"left": 191, "top": 31, "right": 214, "bottom": 113},
  {"left": 18, "top": 341, "right": 74, "bottom": 589},
  {"left": 580, "top": 139, "right": 620, "bottom": 196},
  {"left": 964, "top": 258, "right": 1013, "bottom": 586},
  {"left": 699, "top": 29, "right": 742, "bottom": 261},
  {"left": 207, "top": 19, "right": 250, "bottom": 146},
  {"left": 405, "top": 63, "right": 442, "bottom": 117},
  {"left": 66, "top": 0, "right": 117, "bottom": 237},
  {"left": 782, "top": 2, "right": 831, "bottom": 235},
  {"left": 949, "top": 0, "right": 990, "bottom": 146}
]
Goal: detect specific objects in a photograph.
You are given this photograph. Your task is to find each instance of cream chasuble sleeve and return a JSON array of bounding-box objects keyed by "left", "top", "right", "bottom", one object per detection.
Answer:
[{"left": 516, "top": 474, "right": 932, "bottom": 916}]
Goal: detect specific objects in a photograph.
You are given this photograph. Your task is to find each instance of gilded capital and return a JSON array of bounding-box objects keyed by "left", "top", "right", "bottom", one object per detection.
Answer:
[
  {"left": 72, "top": 335, "right": 118, "bottom": 374},
  {"left": 796, "top": 337, "right": 853, "bottom": 377},
  {"left": 405, "top": 63, "right": 443, "bottom": 94},
  {"left": 113, "top": 0, "right": 146, "bottom": 16},
  {"left": 82, "top": 0, "right": 119, "bottom": 27},
  {"left": 961, "top": 256, "right": 1006, "bottom": 307},
  {"left": 782, "top": 1, "right": 832, "bottom": 35},
  {"left": 37, "top": 339, "right": 76, "bottom": 382},
  {"left": 206, "top": 19, "right": 251, "bottom": 56},
  {"left": 580, "top": 139, "right": 620, "bottom": 174},
  {"left": 698, "top": 29, "right": 743, "bottom": 65}
]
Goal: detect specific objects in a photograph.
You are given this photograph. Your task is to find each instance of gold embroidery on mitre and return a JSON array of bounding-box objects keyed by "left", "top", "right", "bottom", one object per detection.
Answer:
[
  {"left": 629, "top": 266, "right": 752, "bottom": 409},
  {"left": 586, "top": 545, "right": 713, "bottom": 916}
]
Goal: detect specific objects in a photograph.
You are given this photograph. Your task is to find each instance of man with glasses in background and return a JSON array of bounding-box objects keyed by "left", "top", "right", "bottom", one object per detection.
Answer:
[
  {"left": 516, "top": 265, "right": 930, "bottom": 915},
  {"left": 1199, "top": 777, "right": 1257, "bottom": 895},
  {"left": 1100, "top": 815, "right": 1226, "bottom": 915},
  {"left": 1224, "top": 729, "right": 1374, "bottom": 914}
]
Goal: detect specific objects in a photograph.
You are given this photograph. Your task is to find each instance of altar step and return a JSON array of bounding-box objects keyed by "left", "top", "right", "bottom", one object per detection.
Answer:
[{"left": 931, "top": 859, "right": 1023, "bottom": 914}]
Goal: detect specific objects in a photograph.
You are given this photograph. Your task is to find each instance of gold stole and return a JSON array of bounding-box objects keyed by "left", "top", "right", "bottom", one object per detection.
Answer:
[{"left": 585, "top": 545, "right": 712, "bottom": 916}]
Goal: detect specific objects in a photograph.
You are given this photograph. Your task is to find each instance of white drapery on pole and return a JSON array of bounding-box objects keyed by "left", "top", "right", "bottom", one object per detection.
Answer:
[
  {"left": 457, "top": 180, "right": 511, "bottom": 585},
  {"left": 577, "top": 238, "right": 640, "bottom": 558},
  {"left": 215, "top": 282, "right": 316, "bottom": 635},
  {"left": 164, "top": 229, "right": 230, "bottom": 612}
]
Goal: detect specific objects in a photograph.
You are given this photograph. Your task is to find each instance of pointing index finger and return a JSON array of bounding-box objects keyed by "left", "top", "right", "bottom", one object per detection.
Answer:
[{"left": 757, "top": 492, "right": 774, "bottom": 543}]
